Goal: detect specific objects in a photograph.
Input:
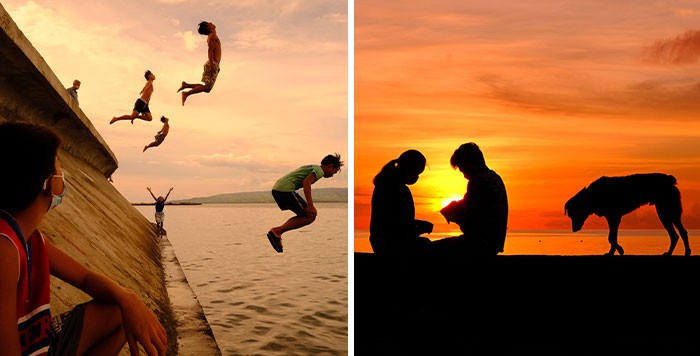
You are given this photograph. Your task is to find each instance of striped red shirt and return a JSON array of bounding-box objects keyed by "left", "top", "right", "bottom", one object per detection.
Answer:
[{"left": 0, "top": 211, "right": 52, "bottom": 356}]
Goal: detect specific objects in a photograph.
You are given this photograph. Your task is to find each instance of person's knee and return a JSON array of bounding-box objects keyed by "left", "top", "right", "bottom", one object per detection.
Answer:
[{"left": 84, "top": 302, "right": 123, "bottom": 333}]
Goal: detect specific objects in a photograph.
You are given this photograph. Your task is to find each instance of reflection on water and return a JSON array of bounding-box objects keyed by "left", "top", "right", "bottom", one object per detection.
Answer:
[
  {"left": 355, "top": 229, "right": 700, "bottom": 256},
  {"left": 137, "top": 203, "right": 348, "bottom": 356}
]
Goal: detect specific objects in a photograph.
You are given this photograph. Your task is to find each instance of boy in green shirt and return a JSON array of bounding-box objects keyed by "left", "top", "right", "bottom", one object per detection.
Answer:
[{"left": 267, "top": 153, "right": 343, "bottom": 253}]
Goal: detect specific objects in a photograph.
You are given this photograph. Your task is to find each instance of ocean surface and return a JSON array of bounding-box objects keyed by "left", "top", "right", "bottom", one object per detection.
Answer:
[
  {"left": 354, "top": 229, "right": 700, "bottom": 256},
  {"left": 136, "top": 203, "right": 348, "bottom": 356}
]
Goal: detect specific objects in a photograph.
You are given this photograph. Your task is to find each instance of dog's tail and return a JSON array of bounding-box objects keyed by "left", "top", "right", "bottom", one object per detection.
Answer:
[
  {"left": 671, "top": 184, "right": 683, "bottom": 215},
  {"left": 660, "top": 174, "right": 683, "bottom": 215}
]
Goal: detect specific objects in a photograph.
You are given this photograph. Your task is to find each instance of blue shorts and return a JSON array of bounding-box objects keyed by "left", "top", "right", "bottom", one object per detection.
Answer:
[{"left": 272, "top": 190, "right": 307, "bottom": 216}]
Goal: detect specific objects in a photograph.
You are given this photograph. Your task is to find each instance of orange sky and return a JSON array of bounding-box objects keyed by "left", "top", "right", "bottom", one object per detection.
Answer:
[
  {"left": 4, "top": 1, "right": 347, "bottom": 202},
  {"left": 354, "top": 1, "right": 700, "bottom": 238}
]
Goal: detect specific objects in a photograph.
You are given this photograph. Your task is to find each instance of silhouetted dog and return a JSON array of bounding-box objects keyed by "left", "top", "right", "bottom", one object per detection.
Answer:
[{"left": 565, "top": 173, "right": 690, "bottom": 256}]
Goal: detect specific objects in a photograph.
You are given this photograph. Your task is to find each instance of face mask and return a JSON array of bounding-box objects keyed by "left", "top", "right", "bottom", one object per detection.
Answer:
[
  {"left": 49, "top": 192, "right": 64, "bottom": 210},
  {"left": 43, "top": 174, "right": 66, "bottom": 211}
]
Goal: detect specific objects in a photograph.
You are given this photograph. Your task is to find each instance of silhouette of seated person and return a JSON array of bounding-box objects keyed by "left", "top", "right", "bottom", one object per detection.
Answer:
[
  {"left": 369, "top": 149, "right": 433, "bottom": 257},
  {"left": 433, "top": 142, "right": 508, "bottom": 257}
]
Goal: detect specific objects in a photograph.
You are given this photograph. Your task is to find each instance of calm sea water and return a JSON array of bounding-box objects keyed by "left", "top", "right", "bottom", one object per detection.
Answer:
[
  {"left": 354, "top": 229, "right": 700, "bottom": 256},
  {"left": 136, "top": 203, "right": 348, "bottom": 356}
]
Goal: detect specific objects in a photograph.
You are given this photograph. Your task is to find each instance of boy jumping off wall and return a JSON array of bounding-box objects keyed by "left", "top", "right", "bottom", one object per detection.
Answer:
[
  {"left": 266, "top": 153, "right": 343, "bottom": 253},
  {"left": 111, "top": 70, "right": 156, "bottom": 124}
]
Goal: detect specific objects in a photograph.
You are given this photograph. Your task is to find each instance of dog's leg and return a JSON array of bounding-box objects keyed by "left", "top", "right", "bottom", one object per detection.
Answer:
[
  {"left": 659, "top": 218, "right": 679, "bottom": 256},
  {"left": 656, "top": 203, "right": 688, "bottom": 256},
  {"left": 605, "top": 216, "right": 624, "bottom": 256},
  {"left": 673, "top": 218, "right": 690, "bottom": 256}
]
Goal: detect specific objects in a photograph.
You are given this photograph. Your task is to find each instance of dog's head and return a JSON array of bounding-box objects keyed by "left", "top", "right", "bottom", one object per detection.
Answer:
[{"left": 565, "top": 187, "right": 593, "bottom": 232}]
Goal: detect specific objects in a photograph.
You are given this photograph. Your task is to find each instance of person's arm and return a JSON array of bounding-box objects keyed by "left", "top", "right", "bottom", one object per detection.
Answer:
[
  {"left": 302, "top": 173, "right": 317, "bottom": 218},
  {"left": 163, "top": 188, "right": 173, "bottom": 202},
  {"left": 414, "top": 220, "right": 434, "bottom": 235},
  {"left": 47, "top": 240, "right": 167, "bottom": 356},
  {"left": 0, "top": 238, "right": 21, "bottom": 356},
  {"left": 146, "top": 187, "right": 157, "bottom": 201}
]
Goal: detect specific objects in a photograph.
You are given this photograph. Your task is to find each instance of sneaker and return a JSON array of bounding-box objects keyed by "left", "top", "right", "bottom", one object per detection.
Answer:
[{"left": 267, "top": 231, "right": 283, "bottom": 253}]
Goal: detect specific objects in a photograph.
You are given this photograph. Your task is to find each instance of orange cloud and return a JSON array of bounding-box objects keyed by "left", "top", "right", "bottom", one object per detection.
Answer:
[{"left": 643, "top": 30, "right": 700, "bottom": 65}]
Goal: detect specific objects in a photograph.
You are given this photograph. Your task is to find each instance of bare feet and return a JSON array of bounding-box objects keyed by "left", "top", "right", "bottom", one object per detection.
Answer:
[
  {"left": 110, "top": 117, "right": 118, "bottom": 124},
  {"left": 181, "top": 92, "right": 188, "bottom": 106},
  {"left": 177, "top": 81, "right": 187, "bottom": 93},
  {"left": 143, "top": 146, "right": 148, "bottom": 152},
  {"left": 130, "top": 118, "right": 135, "bottom": 124}
]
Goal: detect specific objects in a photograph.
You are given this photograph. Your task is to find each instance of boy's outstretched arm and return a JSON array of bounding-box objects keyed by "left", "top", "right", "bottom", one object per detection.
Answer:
[
  {"left": 46, "top": 240, "right": 167, "bottom": 356},
  {"left": 163, "top": 187, "right": 173, "bottom": 202},
  {"left": 146, "top": 187, "right": 157, "bottom": 201},
  {"left": 302, "top": 173, "right": 317, "bottom": 218},
  {"left": 0, "top": 238, "right": 21, "bottom": 356}
]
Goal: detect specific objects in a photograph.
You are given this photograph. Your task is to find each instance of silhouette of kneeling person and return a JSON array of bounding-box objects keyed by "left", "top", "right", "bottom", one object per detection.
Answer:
[
  {"left": 433, "top": 142, "right": 508, "bottom": 257},
  {"left": 369, "top": 149, "right": 433, "bottom": 257}
]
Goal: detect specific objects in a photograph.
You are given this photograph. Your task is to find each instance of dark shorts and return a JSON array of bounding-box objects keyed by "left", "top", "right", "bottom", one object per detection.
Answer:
[
  {"left": 48, "top": 302, "right": 87, "bottom": 356},
  {"left": 154, "top": 132, "right": 165, "bottom": 145},
  {"left": 133, "top": 98, "right": 150, "bottom": 114},
  {"left": 272, "top": 190, "right": 307, "bottom": 216}
]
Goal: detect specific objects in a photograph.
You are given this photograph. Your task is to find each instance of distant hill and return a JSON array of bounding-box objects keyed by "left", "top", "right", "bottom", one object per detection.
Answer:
[{"left": 169, "top": 187, "right": 348, "bottom": 204}]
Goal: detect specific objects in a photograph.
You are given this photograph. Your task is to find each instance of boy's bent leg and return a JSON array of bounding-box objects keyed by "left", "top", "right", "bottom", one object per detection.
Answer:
[
  {"left": 78, "top": 302, "right": 126, "bottom": 356},
  {"left": 49, "top": 301, "right": 124, "bottom": 356},
  {"left": 272, "top": 215, "right": 316, "bottom": 237}
]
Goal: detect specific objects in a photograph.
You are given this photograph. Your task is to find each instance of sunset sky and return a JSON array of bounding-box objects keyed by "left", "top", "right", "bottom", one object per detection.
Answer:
[
  {"left": 355, "top": 0, "right": 700, "bottom": 238},
  {"left": 3, "top": 0, "right": 348, "bottom": 202}
]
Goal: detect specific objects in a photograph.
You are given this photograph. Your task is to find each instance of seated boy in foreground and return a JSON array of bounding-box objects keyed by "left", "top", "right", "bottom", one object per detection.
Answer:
[
  {"left": 267, "top": 153, "right": 343, "bottom": 253},
  {"left": 0, "top": 122, "right": 167, "bottom": 356}
]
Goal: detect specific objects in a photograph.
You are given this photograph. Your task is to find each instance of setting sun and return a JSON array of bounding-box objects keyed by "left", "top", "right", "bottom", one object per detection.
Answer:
[
  {"left": 354, "top": 0, "right": 700, "bottom": 244},
  {"left": 439, "top": 195, "right": 463, "bottom": 210}
]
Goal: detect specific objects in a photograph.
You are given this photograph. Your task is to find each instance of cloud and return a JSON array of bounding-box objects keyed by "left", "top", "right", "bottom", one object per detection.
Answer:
[
  {"left": 642, "top": 29, "right": 700, "bottom": 65},
  {"left": 234, "top": 23, "right": 288, "bottom": 50},
  {"left": 179, "top": 30, "right": 201, "bottom": 52},
  {"left": 185, "top": 153, "right": 284, "bottom": 173}
]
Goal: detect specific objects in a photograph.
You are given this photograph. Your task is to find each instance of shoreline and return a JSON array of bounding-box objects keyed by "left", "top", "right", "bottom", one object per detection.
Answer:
[{"left": 161, "top": 234, "right": 222, "bottom": 355}]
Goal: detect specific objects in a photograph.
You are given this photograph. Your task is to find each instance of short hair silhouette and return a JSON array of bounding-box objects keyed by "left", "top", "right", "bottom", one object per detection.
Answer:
[
  {"left": 198, "top": 21, "right": 211, "bottom": 35},
  {"left": 451, "top": 142, "right": 486, "bottom": 172},
  {"left": 0, "top": 122, "right": 61, "bottom": 213},
  {"left": 321, "top": 153, "right": 344, "bottom": 169}
]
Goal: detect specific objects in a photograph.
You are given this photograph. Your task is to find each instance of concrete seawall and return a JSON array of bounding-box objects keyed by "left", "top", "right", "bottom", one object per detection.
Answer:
[
  {"left": 355, "top": 252, "right": 700, "bottom": 354},
  {"left": 0, "top": 4, "right": 219, "bottom": 355}
]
